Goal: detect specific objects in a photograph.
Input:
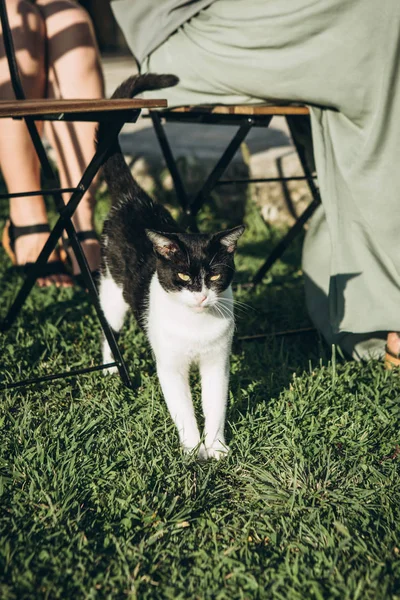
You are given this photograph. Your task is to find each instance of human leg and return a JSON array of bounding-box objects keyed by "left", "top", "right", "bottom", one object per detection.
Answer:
[
  {"left": 0, "top": 0, "right": 71, "bottom": 286},
  {"left": 36, "top": 0, "right": 104, "bottom": 275},
  {"left": 303, "top": 206, "right": 387, "bottom": 361}
]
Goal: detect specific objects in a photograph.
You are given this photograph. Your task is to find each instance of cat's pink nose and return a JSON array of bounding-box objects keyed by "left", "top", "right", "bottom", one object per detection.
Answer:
[{"left": 198, "top": 294, "right": 208, "bottom": 305}]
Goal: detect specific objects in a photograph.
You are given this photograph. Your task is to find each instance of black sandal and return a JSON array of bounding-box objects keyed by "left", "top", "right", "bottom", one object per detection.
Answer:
[{"left": 2, "top": 219, "right": 68, "bottom": 278}]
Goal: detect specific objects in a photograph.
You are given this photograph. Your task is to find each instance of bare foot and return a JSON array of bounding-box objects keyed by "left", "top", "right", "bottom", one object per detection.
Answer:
[
  {"left": 386, "top": 332, "right": 400, "bottom": 356},
  {"left": 385, "top": 332, "right": 400, "bottom": 369}
]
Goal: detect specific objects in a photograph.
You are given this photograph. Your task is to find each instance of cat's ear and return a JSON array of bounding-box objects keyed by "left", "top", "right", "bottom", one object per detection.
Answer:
[
  {"left": 214, "top": 225, "right": 245, "bottom": 254},
  {"left": 145, "top": 229, "right": 180, "bottom": 259}
]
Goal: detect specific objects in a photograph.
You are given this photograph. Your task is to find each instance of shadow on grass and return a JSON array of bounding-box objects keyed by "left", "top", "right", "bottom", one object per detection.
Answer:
[{"left": 0, "top": 163, "right": 318, "bottom": 404}]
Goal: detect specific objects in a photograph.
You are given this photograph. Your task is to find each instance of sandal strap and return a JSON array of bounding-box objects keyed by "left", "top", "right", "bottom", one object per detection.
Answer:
[
  {"left": 63, "top": 230, "right": 99, "bottom": 248},
  {"left": 385, "top": 344, "right": 400, "bottom": 359},
  {"left": 76, "top": 230, "right": 99, "bottom": 243},
  {"left": 12, "top": 260, "right": 68, "bottom": 277},
  {"left": 10, "top": 222, "right": 50, "bottom": 240},
  {"left": 8, "top": 221, "right": 50, "bottom": 250}
]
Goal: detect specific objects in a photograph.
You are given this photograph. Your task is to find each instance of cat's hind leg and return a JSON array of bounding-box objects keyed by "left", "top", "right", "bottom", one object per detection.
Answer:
[{"left": 99, "top": 269, "right": 129, "bottom": 374}]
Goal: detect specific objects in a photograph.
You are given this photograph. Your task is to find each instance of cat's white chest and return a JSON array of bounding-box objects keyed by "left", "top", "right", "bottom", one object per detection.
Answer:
[{"left": 146, "top": 274, "right": 234, "bottom": 363}]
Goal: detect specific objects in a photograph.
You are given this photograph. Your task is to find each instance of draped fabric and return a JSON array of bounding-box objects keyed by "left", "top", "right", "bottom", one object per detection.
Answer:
[{"left": 113, "top": 0, "right": 400, "bottom": 356}]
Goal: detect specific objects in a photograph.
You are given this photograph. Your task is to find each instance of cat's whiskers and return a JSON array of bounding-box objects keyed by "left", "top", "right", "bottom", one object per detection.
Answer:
[
  {"left": 212, "top": 303, "right": 226, "bottom": 320},
  {"left": 215, "top": 301, "right": 238, "bottom": 331},
  {"left": 215, "top": 300, "right": 234, "bottom": 320},
  {"left": 218, "top": 297, "right": 253, "bottom": 315},
  {"left": 209, "top": 251, "right": 219, "bottom": 267},
  {"left": 221, "top": 300, "right": 253, "bottom": 311},
  {"left": 210, "top": 301, "right": 230, "bottom": 321},
  {"left": 183, "top": 244, "right": 190, "bottom": 266}
]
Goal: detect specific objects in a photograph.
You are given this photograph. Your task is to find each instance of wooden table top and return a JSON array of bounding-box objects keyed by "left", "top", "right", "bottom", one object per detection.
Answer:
[{"left": 0, "top": 98, "right": 167, "bottom": 118}]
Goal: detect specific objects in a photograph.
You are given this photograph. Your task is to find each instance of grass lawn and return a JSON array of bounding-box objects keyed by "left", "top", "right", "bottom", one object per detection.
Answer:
[{"left": 0, "top": 186, "right": 400, "bottom": 600}]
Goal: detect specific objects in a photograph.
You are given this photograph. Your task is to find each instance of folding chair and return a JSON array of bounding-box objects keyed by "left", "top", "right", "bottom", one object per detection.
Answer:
[
  {"left": 150, "top": 105, "right": 321, "bottom": 286},
  {"left": 0, "top": 0, "right": 166, "bottom": 391}
]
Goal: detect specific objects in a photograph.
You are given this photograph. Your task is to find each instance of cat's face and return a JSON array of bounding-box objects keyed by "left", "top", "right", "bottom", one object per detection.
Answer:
[{"left": 146, "top": 226, "right": 244, "bottom": 311}]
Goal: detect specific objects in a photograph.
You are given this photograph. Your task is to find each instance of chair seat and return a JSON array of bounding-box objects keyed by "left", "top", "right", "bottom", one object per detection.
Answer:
[{"left": 0, "top": 97, "right": 167, "bottom": 119}]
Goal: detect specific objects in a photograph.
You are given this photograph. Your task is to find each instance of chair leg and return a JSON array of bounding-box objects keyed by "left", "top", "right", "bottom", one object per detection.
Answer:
[
  {"left": 252, "top": 196, "right": 320, "bottom": 286},
  {"left": 150, "top": 112, "right": 190, "bottom": 213},
  {"left": 152, "top": 114, "right": 260, "bottom": 231},
  {"left": 252, "top": 115, "right": 321, "bottom": 286},
  {"left": 63, "top": 221, "right": 133, "bottom": 389},
  {"left": 189, "top": 118, "right": 257, "bottom": 219},
  {"left": 286, "top": 116, "right": 320, "bottom": 206},
  {"left": 1, "top": 115, "right": 138, "bottom": 389}
]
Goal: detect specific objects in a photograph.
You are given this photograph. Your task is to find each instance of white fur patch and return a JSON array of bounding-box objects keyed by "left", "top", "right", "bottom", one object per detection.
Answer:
[
  {"left": 145, "top": 274, "right": 234, "bottom": 455},
  {"left": 100, "top": 268, "right": 235, "bottom": 458}
]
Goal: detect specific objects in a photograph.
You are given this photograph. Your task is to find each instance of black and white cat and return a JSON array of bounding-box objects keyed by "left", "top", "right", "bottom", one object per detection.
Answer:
[{"left": 98, "top": 74, "right": 244, "bottom": 459}]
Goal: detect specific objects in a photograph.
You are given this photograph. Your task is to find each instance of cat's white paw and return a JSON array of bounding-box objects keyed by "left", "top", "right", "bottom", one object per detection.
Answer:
[
  {"left": 206, "top": 441, "right": 230, "bottom": 460},
  {"left": 183, "top": 443, "right": 208, "bottom": 461},
  {"left": 197, "top": 444, "right": 208, "bottom": 461},
  {"left": 103, "top": 365, "right": 118, "bottom": 376}
]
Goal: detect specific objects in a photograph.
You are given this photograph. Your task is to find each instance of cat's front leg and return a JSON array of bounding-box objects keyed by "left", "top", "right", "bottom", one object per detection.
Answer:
[
  {"left": 156, "top": 360, "right": 204, "bottom": 457},
  {"left": 200, "top": 351, "right": 231, "bottom": 459}
]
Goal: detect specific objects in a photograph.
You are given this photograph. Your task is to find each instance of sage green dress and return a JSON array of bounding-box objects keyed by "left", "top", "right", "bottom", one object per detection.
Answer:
[{"left": 112, "top": 0, "right": 400, "bottom": 359}]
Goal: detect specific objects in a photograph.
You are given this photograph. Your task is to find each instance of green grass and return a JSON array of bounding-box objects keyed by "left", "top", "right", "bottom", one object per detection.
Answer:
[{"left": 0, "top": 189, "right": 400, "bottom": 599}]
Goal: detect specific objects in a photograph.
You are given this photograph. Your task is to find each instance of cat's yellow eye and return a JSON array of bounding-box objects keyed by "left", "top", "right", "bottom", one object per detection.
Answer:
[
  {"left": 178, "top": 273, "right": 191, "bottom": 282},
  {"left": 210, "top": 274, "right": 221, "bottom": 281}
]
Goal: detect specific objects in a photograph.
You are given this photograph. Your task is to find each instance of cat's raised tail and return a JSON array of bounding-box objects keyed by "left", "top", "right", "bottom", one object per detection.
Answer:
[
  {"left": 96, "top": 73, "right": 179, "bottom": 201},
  {"left": 108, "top": 73, "right": 179, "bottom": 102}
]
